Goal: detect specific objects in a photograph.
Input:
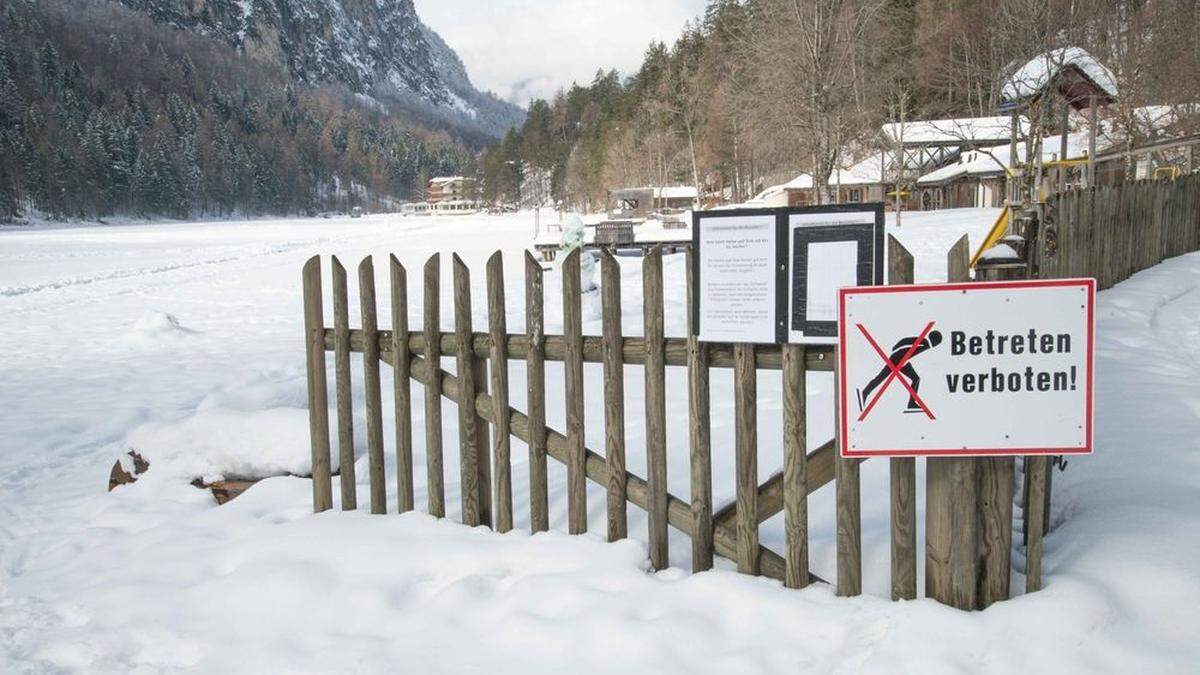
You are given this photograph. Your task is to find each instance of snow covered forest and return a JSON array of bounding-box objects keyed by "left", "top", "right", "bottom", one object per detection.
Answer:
[
  {"left": 481, "top": 0, "right": 1200, "bottom": 210},
  {"left": 0, "top": 0, "right": 522, "bottom": 223}
]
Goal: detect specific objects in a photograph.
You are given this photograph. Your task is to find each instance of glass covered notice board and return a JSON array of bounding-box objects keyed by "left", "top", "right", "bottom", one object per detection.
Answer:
[{"left": 690, "top": 204, "right": 884, "bottom": 345}]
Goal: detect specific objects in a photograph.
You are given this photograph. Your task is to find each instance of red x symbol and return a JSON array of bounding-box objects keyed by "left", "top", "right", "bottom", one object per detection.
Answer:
[{"left": 855, "top": 321, "right": 937, "bottom": 421}]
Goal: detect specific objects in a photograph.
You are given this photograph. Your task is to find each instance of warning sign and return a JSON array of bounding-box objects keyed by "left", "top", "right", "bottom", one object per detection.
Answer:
[{"left": 838, "top": 279, "right": 1095, "bottom": 458}]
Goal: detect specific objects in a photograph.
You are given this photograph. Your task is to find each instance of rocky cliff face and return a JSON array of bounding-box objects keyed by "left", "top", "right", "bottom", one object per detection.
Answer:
[{"left": 117, "top": 0, "right": 522, "bottom": 137}]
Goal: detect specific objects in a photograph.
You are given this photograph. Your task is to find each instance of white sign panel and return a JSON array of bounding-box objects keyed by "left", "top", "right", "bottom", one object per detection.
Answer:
[
  {"left": 696, "top": 214, "right": 778, "bottom": 343},
  {"left": 838, "top": 279, "right": 1095, "bottom": 458}
]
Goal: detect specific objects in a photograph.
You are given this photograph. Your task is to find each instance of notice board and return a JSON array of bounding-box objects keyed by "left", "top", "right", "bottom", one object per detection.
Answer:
[{"left": 692, "top": 204, "right": 884, "bottom": 344}]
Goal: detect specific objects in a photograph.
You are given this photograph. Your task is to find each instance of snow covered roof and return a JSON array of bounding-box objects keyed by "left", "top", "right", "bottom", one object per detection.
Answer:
[
  {"left": 654, "top": 186, "right": 698, "bottom": 200},
  {"left": 882, "top": 117, "right": 1027, "bottom": 146},
  {"left": 778, "top": 154, "right": 887, "bottom": 192},
  {"left": 916, "top": 132, "right": 1093, "bottom": 185},
  {"left": 1001, "top": 47, "right": 1119, "bottom": 108},
  {"left": 430, "top": 176, "right": 468, "bottom": 184}
]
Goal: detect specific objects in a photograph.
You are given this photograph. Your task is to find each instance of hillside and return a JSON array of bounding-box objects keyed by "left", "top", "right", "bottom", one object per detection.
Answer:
[{"left": 0, "top": 0, "right": 524, "bottom": 222}]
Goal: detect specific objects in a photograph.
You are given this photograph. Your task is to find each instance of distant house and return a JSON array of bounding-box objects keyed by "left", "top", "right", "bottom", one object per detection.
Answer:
[
  {"left": 915, "top": 133, "right": 1093, "bottom": 210},
  {"left": 750, "top": 154, "right": 888, "bottom": 207},
  {"left": 427, "top": 176, "right": 476, "bottom": 205},
  {"left": 609, "top": 186, "right": 698, "bottom": 217}
]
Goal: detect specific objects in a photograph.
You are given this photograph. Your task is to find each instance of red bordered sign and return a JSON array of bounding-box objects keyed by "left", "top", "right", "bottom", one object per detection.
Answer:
[{"left": 838, "top": 278, "right": 1095, "bottom": 458}]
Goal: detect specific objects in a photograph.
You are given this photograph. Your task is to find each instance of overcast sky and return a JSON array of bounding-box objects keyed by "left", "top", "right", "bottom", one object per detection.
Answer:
[{"left": 413, "top": 0, "right": 709, "bottom": 108}]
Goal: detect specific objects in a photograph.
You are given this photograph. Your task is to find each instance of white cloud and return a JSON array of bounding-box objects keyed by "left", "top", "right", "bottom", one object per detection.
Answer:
[{"left": 413, "top": 0, "right": 709, "bottom": 107}]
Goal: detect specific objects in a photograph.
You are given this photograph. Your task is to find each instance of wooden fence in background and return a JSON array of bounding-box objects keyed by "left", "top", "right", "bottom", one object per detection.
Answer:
[
  {"left": 302, "top": 233, "right": 1050, "bottom": 610},
  {"left": 1041, "top": 173, "right": 1200, "bottom": 288}
]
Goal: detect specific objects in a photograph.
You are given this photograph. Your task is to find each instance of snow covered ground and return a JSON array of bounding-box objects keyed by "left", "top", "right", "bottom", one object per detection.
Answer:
[{"left": 1, "top": 208, "right": 1198, "bottom": 673}]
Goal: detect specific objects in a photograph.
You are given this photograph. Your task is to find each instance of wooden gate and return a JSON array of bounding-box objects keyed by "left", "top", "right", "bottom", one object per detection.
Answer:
[{"left": 301, "top": 234, "right": 1043, "bottom": 609}]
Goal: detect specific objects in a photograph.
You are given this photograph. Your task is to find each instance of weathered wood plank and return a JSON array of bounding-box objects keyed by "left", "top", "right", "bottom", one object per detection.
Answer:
[
  {"left": 359, "top": 257, "right": 387, "bottom": 515},
  {"left": 423, "top": 254, "right": 445, "bottom": 517},
  {"left": 1025, "top": 455, "right": 1048, "bottom": 592},
  {"left": 686, "top": 246, "right": 712, "bottom": 573},
  {"left": 644, "top": 247, "right": 669, "bottom": 570},
  {"left": 834, "top": 355, "right": 861, "bottom": 596},
  {"left": 329, "top": 330, "right": 837, "bottom": 372},
  {"left": 978, "top": 457, "right": 1014, "bottom": 606},
  {"left": 486, "top": 252, "right": 513, "bottom": 533},
  {"left": 302, "top": 256, "right": 333, "bottom": 512},
  {"left": 925, "top": 234, "right": 979, "bottom": 609},
  {"left": 390, "top": 255, "right": 414, "bottom": 513},
  {"left": 331, "top": 256, "right": 357, "bottom": 511},
  {"left": 562, "top": 249, "right": 587, "bottom": 535},
  {"left": 600, "top": 250, "right": 628, "bottom": 542},
  {"left": 887, "top": 234, "right": 917, "bottom": 601},
  {"left": 524, "top": 251, "right": 549, "bottom": 533},
  {"left": 734, "top": 343, "right": 759, "bottom": 576},
  {"left": 452, "top": 254, "right": 482, "bottom": 527},
  {"left": 782, "top": 343, "right": 807, "bottom": 588}
]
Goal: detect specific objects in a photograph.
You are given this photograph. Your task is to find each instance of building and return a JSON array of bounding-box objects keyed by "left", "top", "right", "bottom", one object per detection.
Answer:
[
  {"left": 427, "top": 176, "right": 476, "bottom": 205},
  {"left": 608, "top": 186, "right": 698, "bottom": 218},
  {"left": 748, "top": 153, "right": 888, "bottom": 207},
  {"left": 915, "top": 133, "right": 1093, "bottom": 210}
]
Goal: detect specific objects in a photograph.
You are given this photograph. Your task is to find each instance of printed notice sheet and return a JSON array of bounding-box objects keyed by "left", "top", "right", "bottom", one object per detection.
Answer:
[{"left": 696, "top": 215, "right": 777, "bottom": 343}]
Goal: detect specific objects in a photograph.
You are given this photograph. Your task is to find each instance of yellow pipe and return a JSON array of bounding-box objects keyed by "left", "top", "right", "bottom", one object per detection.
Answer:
[{"left": 969, "top": 208, "right": 1011, "bottom": 269}]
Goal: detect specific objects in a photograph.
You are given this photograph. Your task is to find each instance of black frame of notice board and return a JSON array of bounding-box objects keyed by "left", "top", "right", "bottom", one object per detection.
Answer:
[{"left": 690, "top": 203, "right": 885, "bottom": 344}]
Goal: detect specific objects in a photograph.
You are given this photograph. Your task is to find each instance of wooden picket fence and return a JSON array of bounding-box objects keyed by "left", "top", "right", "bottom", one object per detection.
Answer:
[
  {"left": 1041, "top": 172, "right": 1200, "bottom": 288},
  {"left": 301, "top": 234, "right": 1042, "bottom": 610}
]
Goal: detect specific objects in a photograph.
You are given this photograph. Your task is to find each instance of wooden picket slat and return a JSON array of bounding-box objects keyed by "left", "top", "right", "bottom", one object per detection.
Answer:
[
  {"left": 562, "top": 249, "right": 588, "bottom": 535},
  {"left": 686, "top": 246, "right": 713, "bottom": 573},
  {"left": 644, "top": 246, "right": 669, "bottom": 570},
  {"left": 452, "top": 254, "right": 483, "bottom": 527},
  {"left": 423, "top": 254, "right": 445, "bottom": 517},
  {"left": 925, "top": 234, "right": 978, "bottom": 609},
  {"left": 1025, "top": 455, "right": 1048, "bottom": 592},
  {"left": 734, "top": 342, "right": 758, "bottom": 576},
  {"left": 486, "top": 252, "right": 513, "bottom": 533},
  {"left": 524, "top": 251, "right": 549, "bottom": 533},
  {"left": 359, "top": 257, "right": 387, "bottom": 515},
  {"left": 782, "top": 343, "right": 807, "bottom": 588},
  {"left": 886, "top": 235, "right": 917, "bottom": 601},
  {"left": 331, "top": 256, "right": 357, "bottom": 511},
  {"left": 390, "top": 255, "right": 414, "bottom": 513},
  {"left": 600, "top": 250, "right": 628, "bottom": 542},
  {"left": 834, "top": 354, "right": 861, "bottom": 596},
  {"left": 302, "top": 256, "right": 333, "bottom": 512}
]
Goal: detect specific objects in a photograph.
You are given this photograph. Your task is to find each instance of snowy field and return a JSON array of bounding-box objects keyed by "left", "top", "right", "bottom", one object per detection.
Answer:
[{"left": 2, "top": 209, "right": 1198, "bottom": 673}]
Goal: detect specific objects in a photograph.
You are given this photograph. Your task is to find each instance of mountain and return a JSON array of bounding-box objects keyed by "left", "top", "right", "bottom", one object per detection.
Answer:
[{"left": 116, "top": 0, "right": 524, "bottom": 141}]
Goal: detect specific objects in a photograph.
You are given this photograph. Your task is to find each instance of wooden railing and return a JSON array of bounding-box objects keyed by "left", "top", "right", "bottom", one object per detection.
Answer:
[{"left": 301, "top": 235, "right": 1043, "bottom": 609}]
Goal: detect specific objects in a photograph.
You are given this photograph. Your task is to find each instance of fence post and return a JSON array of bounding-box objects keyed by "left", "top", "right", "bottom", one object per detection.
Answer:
[
  {"left": 600, "top": 250, "right": 628, "bottom": 542},
  {"left": 562, "top": 249, "right": 588, "bottom": 535},
  {"left": 486, "top": 252, "right": 513, "bottom": 533},
  {"left": 422, "top": 254, "right": 445, "bottom": 518},
  {"left": 524, "top": 252, "right": 549, "bottom": 533},
  {"left": 686, "top": 246, "right": 713, "bottom": 572},
  {"left": 644, "top": 246, "right": 669, "bottom": 570},
  {"left": 302, "top": 255, "right": 333, "bottom": 512},
  {"left": 391, "top": 255, "right": 414, "bottom": 513},
  {"left": 975, "top": 265, "right": 1018, "bottom": 607},
  {"left": 835, "top": 352, "right": 861, "bottom": 596},
  {"left": 734, "top": 342, "right": 759, "bottom": 576},
  {"left": 1025, "top": 455, "right": 1048, "bottom": 592},
  {"left": 331, "top": 256, "right": 357, "bottom": 510},
  {"left": 886, "top": 235, "right": 917, "bottom": 600},
  {"left": 925, "top": 235, "right": 979, "bottom": 609},
  {"left": 782, "top": 343, "right": 807, "bottom": 588},
  {"left": 359, "top": 257, "right": 387, "bottom": 515}
]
